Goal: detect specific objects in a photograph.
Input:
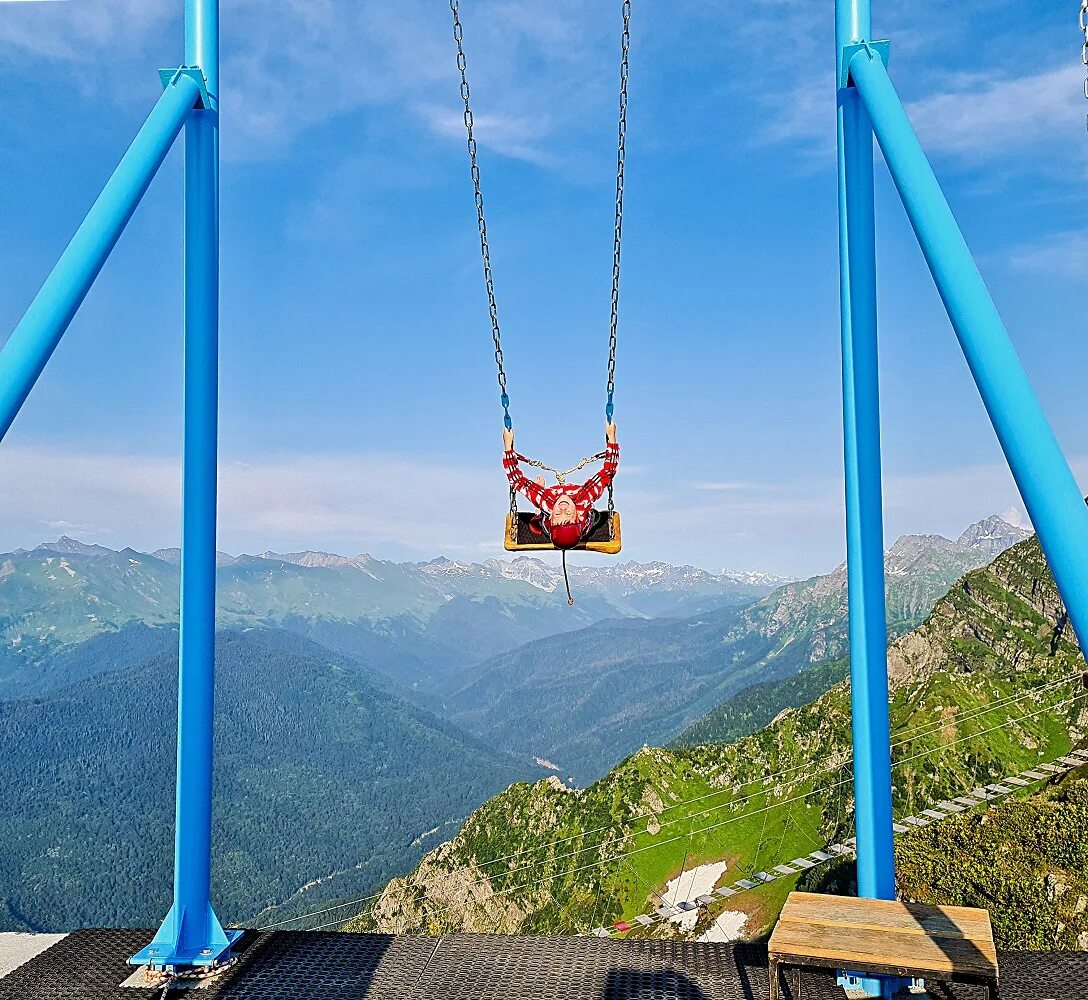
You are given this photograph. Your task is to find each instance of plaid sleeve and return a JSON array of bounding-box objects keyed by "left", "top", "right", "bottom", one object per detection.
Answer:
[
  {"left": 580, "top": 443, "right": 619, "bottom": 504},
  {"left": 505, "top": 449, "right": 546, "bottom": 508}
]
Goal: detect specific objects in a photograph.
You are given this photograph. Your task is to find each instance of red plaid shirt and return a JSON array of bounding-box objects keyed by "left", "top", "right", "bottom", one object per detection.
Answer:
[{"left": 504, "top": 443, "right": 620, "bottom": 523}]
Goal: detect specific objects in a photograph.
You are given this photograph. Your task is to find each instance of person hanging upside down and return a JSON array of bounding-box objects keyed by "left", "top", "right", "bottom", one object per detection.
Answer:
[{"left": 503, "top": 422, "right": 619, "bottom": 549}]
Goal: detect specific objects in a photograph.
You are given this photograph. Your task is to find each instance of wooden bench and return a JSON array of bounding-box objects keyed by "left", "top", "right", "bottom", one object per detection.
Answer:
[{"left": 768, "top": 892, "right": 999, "bottom": 999}]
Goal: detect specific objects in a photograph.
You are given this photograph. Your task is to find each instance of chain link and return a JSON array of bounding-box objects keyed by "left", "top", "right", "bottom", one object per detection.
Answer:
[
  {"left": 450, "top": 0, "right": 511, "bottom": 429},
  {"left": 607, "top": 0, "right": 631, "bottom": 424},
  {"left": 1082, "top": 0, "right": 1088, "bottom": 129}
]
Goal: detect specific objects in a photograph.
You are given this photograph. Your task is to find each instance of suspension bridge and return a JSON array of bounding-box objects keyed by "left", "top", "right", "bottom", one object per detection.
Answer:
[{"left": 2, "top": 0, "right": 1088, "bottom": 997}]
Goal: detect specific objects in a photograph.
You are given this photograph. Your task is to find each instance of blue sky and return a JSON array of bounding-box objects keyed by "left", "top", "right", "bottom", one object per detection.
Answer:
[{"left": 0, "top": 0, "right": 1085, "bottom": 577}]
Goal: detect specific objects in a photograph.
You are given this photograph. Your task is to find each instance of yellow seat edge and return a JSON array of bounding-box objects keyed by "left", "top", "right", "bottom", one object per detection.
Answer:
[{"left": 504, "top": 512, "right": 621, "bottom": 554}]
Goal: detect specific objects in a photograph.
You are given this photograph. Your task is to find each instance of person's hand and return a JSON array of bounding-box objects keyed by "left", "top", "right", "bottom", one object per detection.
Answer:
[
  {"left": 605, "top": 421, "right": 618, "bottom": 445},
  {"left": 503, "top": 426, "right": 515, "bottom": 451}
]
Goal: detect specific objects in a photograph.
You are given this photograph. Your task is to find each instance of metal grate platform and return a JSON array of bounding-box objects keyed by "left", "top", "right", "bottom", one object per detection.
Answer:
[{"left": 0, "top": 928, "right": 1085, "bottom": 1000}]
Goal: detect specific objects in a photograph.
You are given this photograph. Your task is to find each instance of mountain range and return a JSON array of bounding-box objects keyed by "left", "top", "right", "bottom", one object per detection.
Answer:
[
  {"left": 0, "top": 628, "right": 539, "bottom": 932},
  {"left": 356, "top": 525, "right": 1082, "bottom": 947},
  {"left": 0, "top": 513, "right": 1034, "bottom": 933},
  {"left": 0, "top": 540, "right": 784, "bottom": 693},
  {"left": 432, "top": 515, "right": 1030, "bottom": 781}
]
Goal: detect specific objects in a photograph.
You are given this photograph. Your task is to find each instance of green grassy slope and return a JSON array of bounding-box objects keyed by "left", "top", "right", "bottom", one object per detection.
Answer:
[
  {"left": 896, "top": 771, "right": 1088, "bottom": 950},
  {"left": 352, "top": 532, "right": 1084, "bottom": 941},
  {"left": 801, "top": 768, "right": 1088, "bottom": 950}
]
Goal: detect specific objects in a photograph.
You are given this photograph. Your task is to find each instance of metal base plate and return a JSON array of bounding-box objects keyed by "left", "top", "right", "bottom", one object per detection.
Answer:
[{"left": 129, "top": 929, "right": 243, "bottom": 970}]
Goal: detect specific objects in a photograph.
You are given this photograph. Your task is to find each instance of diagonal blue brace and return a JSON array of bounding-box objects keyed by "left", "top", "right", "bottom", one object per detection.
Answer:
[
  {"left": 847, "top": 43, "right": 1088, "bottom": 654},
  {"left": 0, "top": 71, "right": 201, "bottom": 442}
]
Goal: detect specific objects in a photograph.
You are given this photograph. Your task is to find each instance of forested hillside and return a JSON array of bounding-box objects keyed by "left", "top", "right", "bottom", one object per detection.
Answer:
[
  {"left": 0, "top": 629, "right": 538, "bottom": 932},
  {"left": 354, "top": 531, "right": 1085, "bottom": 942}
]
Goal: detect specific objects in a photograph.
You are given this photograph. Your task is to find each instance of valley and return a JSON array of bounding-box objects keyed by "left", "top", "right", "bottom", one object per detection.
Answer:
[
  {"left": 353, "top": 528, "right": 1086, "bottom": 947},
  {"left": 0, "top": 514, "right": 1041, "bottom": 935}
]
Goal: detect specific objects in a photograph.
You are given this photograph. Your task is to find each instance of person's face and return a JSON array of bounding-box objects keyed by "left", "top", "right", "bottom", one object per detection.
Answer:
[{"left": 550, "top": 495, "right": 578, "bottom": 526}]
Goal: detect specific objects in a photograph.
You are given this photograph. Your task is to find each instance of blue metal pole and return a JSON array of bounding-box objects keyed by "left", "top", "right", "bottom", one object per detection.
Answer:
[
  {"left": 0, "top": 75, "right": 201, "bottom": 442},
  {"left": 131, "top": 0, "right": 237, "bottom": 970},
  {"left": 835, "top": 3, "right": 898, "bottom": 996},
  {"left": 848, "top": 48, "right": 1088, "bottom": 654}
]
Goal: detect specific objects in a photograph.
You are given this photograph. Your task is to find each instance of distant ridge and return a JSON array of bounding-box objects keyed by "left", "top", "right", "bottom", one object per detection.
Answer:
[
  {"left": 0, "top": 538, "right": 786, "bottom": 678},
  {"left": 432, "top": 514, "right": 1032, "bottom": 780}
]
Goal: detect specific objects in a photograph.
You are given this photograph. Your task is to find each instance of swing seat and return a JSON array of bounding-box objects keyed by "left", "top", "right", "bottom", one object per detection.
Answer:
[{"left": 504, "top": 511, "right": 622, "bottom": 554}]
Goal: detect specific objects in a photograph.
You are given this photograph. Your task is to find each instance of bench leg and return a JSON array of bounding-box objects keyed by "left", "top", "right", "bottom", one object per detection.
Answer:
[
  {"left": 769, "top": 959, "right": 780, "bottom": 1000},
  {"left": 989, "top": 980, "right": 999, "bottom": 1000}
]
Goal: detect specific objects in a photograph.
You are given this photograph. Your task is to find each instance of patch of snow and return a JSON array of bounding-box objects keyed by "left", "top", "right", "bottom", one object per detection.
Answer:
[
  {"left": 534, "top": 758, "right": 561, "bottom": 772},
  {"left": 662, "top": 861, "right": 729, "bottom": 932},
  {"left": 59, "top": 559, "right": 76, "bottom": 577},
  {"left": 697, "top": 909, "right": 748, "bottom": 943}
]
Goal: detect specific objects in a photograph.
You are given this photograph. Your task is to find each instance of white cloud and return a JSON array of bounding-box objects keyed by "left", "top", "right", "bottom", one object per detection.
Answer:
[
  {"left": 904, "top": 64, "right": 1085, "bottom": 162},
  {"left": 0, "top": 445, "right": 502, "bottom": 559},
  {"left": 1000, "top": 505, "right": 1032, "bottom": 531},
  {"left": 688, "top": 481, "right": 776, "bottom": 493},
  {"left": 0, "top": 0, "right": 624, "bottom": 164},
  {"left": 755, "top": 62, "right": 1087, "bottom": 176},
  {"left": 1, "top": 445, "right": 1085, "bottom": 577},
  {"left": 1006, "top": 230, "right": 1088, "bottom": 281},
  {"left": 0, "top": 0, "right": 172, "bottom": 64}
]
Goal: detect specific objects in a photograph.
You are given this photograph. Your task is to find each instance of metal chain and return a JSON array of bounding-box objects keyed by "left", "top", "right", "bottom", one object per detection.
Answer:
[
  {"left": 1082, "top": 0, "right": 1088, "bottom": 130},
  {"left": 450, "top": 0, "right": 631, "bottom": 429},
  {"left": 450, "top": 0, "right": 511, "bottom": 430},
  {"left": 607, "top": 0, "right": 631, "bottom": 424},
  {"left": 516, "top": 451, "right": 607, "bottom": 485},
  {"left": 453, "top": 1, "right": 630, "bottom": 534}
]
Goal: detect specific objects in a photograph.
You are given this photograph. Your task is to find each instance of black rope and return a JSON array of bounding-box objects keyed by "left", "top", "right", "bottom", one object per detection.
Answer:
[{"left": 562, "top": 550, "right": 574, "bottom": 605}]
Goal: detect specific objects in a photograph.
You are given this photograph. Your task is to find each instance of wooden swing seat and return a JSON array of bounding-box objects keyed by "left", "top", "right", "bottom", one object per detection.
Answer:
[{"left": 504, "top": 511, "right": 622, "bottom": 554}]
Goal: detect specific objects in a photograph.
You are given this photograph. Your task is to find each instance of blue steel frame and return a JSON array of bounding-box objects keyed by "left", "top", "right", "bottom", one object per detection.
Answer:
[
  {"left": 836, "top": 1, "right": 1088, "bottom": 996},
  {"left": 129, "top": 0, "right": 239, "bottom": 969},
  {"left": 0, "top": 0, "right": 236, "bottom": 974}
]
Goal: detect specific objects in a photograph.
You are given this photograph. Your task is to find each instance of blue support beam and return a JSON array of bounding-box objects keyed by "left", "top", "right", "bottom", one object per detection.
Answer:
[
  {"left": 847, "top": 46, "right": 1088, "bottom": 654},
  {"left": 835, "top": 3, "right": 900, "bottom": 995},
  {"left": 0, "top": 73, "right": 201, "bottom": 441},
  {"left": 130, "top": 0, "right": 237, "bottom": 971}
]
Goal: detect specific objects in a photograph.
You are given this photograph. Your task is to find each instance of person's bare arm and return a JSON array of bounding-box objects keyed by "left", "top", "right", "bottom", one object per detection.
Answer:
[
  {"left": 582, "top": 423, "right": 620, "bottom": 503},
  {"left": 503, "top": 427, "right": 546, "bottom": 508}
]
